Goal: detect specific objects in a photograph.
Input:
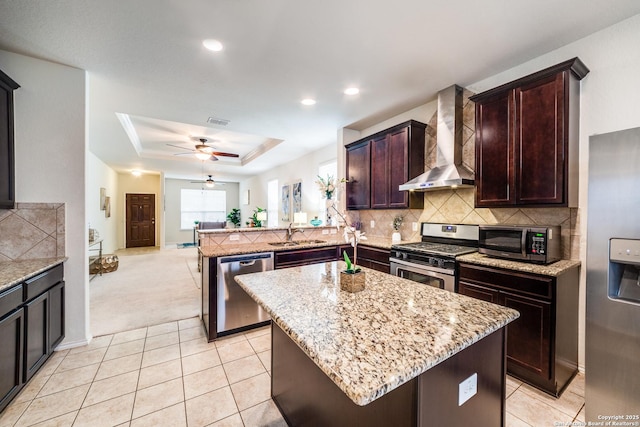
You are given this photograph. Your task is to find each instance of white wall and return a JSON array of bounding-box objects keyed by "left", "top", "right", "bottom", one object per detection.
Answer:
[
  {"left": 240, "top": 143, "right": 337, "bottom": 226},
  {"left": 466, "top": 13, "right": 640, "bottom": 370},
  {"left": 0, "top": 49, "right": 89, "bottom": 347},
  {"left": 87, "top": 152, "right": 119, "bottom": 253},
  {"left": 164, "top": 178, "right": 240, "bottom": 245}
]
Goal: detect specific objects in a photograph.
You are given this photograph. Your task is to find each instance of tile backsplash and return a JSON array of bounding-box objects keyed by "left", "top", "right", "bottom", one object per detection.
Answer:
[{"left": 0, "top": 203, "right": 66, "bottom": 261}]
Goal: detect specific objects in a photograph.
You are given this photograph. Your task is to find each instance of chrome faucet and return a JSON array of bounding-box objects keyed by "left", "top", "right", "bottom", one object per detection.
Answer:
[{"left": 286, "top": 223, "right": 304, "bottom": 242}]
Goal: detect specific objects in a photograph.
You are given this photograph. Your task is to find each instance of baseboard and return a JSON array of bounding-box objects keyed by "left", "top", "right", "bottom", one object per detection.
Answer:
[{"left": 55, "top": 336, "right": 91, "bottom": 351}]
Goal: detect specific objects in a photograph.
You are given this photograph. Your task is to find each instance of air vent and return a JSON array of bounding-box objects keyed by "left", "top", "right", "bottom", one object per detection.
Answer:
[{"left": 207, "top": 116, "right": 230, "bottom": 126}]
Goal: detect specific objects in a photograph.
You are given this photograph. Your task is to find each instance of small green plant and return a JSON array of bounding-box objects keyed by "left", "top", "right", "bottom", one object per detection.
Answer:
[
  {"left": 226, "top": 208, "right": 241, "bottom": 227},
  {"left": 343, "top": 251, "right": 361, "bottom": 274},
  {"left": 251, "top": 207, "right": 266, "bottom": 227}
]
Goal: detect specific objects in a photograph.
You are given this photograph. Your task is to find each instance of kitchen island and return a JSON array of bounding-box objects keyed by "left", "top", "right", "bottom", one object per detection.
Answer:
[{"left": 236, "top": 262, "right": 519, "bottom": 427}]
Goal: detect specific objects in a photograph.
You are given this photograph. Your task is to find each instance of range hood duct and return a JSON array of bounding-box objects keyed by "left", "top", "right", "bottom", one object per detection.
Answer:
[{"left": 399, "top": 84, "right": 475, "bottom": 192}]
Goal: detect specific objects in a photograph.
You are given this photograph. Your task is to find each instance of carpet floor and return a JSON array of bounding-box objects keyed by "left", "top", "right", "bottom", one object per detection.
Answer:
[{"left": 90, "top": 247, "right": 201, "bottom": 337}]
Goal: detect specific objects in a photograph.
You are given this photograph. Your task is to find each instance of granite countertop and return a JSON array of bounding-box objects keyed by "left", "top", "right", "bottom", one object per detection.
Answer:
[
  {"left": 457, "top": 252, "right": 581, "bottom": 276},
  {"left": 0, "top": 257, "right": 67, "bottom": 293},
  {"left": 235, "top": 262, "right": 519, "bottom": 406},
  {"left": 199, "top": 235, "right": 404, "bottom": 258}
]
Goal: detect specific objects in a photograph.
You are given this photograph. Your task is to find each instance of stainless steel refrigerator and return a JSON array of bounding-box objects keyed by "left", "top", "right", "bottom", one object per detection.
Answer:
[{"left": 586, "top": 127, "right": 640, "bottom": 421}]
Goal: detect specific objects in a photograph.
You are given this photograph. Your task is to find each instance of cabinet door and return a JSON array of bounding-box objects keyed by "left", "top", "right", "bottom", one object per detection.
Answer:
[
  {"left": 458, "top": 281, "right": 500, "bottom": 304},
  {"left": 370, "top": 135, "right": 389, "bottom": 208},
  {"left": 48, "top": 282, "right": 65, "bottom": 352},
  {"left": 502, "top": 291, "right": 552, "bottom": 380},
  {"left": 514, "top": 72, "right": 566, "bottom": 205},
  {"left": 475, "top": 91, "right": 514, "bottom": 207},
  {"left": 387, "top": 127, "right": 410, "bottom": 208},
  {"left": 275, "top": 247, "right": 339, "bottom": 269},
  {"left": 356, "top": 245, "right": 390, "bottom": 273},
  {"left": 345, "top": 141, "right": 370, "bottom": 209},
  {"left": 0, "top": 70, "right": 19, "bottom": 210},
  {"left": 0, "top": 309, "right": 23, "bottom": 412},
  {"left": 24, "top": 293, "right": 49, "bottom": 382}
]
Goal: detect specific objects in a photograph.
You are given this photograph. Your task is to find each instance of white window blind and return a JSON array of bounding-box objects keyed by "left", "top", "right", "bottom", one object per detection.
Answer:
[
  {"left": 180, "top": 189, "right": 226, "bottom": 229},
  {"left": 267, "top": 179, "right": 278, "bottom": 227}
]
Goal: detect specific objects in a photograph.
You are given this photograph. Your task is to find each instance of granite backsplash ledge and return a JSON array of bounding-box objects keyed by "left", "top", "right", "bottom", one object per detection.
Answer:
[{"left": 0, "top": 202, "right": 65, "bottom": 262}]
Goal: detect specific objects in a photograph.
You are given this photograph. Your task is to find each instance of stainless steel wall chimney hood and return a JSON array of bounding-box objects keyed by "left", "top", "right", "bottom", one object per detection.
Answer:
[{"left": 399, "top": 84, "right": 475, "bottom": 192}]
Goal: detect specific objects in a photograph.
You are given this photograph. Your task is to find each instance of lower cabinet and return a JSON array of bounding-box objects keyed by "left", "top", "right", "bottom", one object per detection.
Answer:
[
  {"left": 355, "top": 245, "right": 390, "bottom": 273},
  {"left": 458, "top": 262, "right": 578, "bottom": 397},
  {"left": 275, "top": 246, "right": 340, "bottom": 269},
  {"left": 0, "top": 308, "right": 23, "bottom": 412},
  {"left": 0, "top": 263, "right": 65, "bottom": 412}
]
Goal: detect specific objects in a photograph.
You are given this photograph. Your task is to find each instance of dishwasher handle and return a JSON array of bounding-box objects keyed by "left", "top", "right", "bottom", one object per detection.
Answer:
[{"left": 218, "top": 252, "right": 274, "bottom": 265}]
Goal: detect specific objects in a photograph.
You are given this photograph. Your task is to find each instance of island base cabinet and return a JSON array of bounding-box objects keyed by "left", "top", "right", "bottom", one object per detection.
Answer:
[{"left": 271, "top": 323, "right": 507, "bottom": 427}]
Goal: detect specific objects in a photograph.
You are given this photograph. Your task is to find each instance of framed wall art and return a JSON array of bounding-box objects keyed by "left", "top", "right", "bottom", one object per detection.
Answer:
[
  {"left": 292, "top": 181, "right": 302, "bottom": 213},
  {"left": 100, "top": 187, "right": 106, "bottom": 210},
  {"left": 281, "top": 185, "right": 290, "bottom": 221}
]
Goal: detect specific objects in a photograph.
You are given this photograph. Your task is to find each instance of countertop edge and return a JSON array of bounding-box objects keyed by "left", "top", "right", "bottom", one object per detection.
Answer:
[
  {"left": 0, "top": 257, "right": 67, "bottom": 293},
  {"left": 457, "top": 253, "right": 581, "bottom": 276}
]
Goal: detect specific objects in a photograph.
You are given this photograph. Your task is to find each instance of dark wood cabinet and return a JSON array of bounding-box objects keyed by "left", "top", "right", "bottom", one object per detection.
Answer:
[
  {"left": 0, "top": 306, "right": 23, "bottom": 412},
  {"left": 0, "top": 69, "right": 20, "bottom": 210},
  {"left": 458, "top": 262, "right": 579, "bottom": 397},
  {"left": 275, "top": 246, "right": 339, "bottom": 269},
  {"left": 345, "top": 141, "right": 370, "bottom": 210},
  {"left": 0, "top": 263, "right": 64, "bottom": 411},
  {"left": 346, "top": 120, "right": 425, "bottom": 210},
  {"left": 356, "top": 245, "right": 390, "bottom": 273},
  {"left": 471, "top": 58, "right": 588, "bottom": 207}
]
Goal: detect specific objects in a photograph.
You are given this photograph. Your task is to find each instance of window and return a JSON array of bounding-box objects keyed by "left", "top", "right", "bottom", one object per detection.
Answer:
[
  {"left": 267, "top": 179, "right": 278, "bottom": 227},
  {"left": 180, "top": 189, "right": 226, "bottom": 229},
  {"left": 318, "top": 160, "right": 338, "bottom": 216}
]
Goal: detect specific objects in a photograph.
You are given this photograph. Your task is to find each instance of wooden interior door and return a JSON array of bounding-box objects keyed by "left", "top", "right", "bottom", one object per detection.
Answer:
[{"left": 126, "top": 193, "right": 156, "bottom": 248}]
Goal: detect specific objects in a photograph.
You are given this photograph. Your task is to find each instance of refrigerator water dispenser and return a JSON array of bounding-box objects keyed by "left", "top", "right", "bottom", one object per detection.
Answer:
[{"left": 609, "top": 238, "right": 640, "bottom": 305}]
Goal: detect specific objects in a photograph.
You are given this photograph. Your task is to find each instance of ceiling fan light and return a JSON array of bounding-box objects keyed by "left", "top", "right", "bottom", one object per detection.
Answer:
[
  {"left": 195, "top": 152, "right": 212, "bottom": 160},
  {"left": 205, "top": 181, "right": 215, "bottom": 188}
]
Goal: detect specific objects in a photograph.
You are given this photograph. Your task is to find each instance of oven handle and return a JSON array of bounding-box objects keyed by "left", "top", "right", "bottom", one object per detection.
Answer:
[{"left": 389, "top": 257, "right": 454, "bottom": 276}]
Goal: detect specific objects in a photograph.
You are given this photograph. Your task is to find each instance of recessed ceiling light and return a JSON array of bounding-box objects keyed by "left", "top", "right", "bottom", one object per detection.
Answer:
[
  {"left": 344, "top": 87, "right": 360, "bottom": 95},
  {"left": 203, "top": 39, "right": 223, "bottom": 52},
  {"left": 131, "top": 170, "right": 142, "bottom": 177},
  {"left": 301, "top": 98, "right": 316, "bottom": 106}
]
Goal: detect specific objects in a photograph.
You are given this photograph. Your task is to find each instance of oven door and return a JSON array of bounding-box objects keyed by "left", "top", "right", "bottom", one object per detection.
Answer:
[{"left": 390, "top": 259, "right": 455, "bottom": 292}]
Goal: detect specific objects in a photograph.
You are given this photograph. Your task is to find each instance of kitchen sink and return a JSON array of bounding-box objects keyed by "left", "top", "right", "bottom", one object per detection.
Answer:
[
  {"left": 268, "top": 239, "right": 326, "bottom": 247},
  {"left": 268, "top": 242, "right": 300, "bottom": 247}
]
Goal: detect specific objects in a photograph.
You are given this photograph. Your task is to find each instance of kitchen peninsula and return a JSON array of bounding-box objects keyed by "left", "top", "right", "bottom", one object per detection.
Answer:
[{"left": 236, "top": 262, "right": 519, "bottom": 427}]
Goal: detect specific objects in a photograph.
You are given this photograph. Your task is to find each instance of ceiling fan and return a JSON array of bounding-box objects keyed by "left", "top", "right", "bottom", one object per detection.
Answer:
[
  {"left": 190, "top": 175, "right": 225, "bottom": 188},
  {"left": 167, "top": 138, "right": 240, "bottom": 161}
]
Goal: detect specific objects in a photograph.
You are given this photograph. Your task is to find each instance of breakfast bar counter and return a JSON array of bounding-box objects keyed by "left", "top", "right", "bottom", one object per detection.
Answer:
[{"left": 236, "top": 262, "right": 519, "bottom": 426}]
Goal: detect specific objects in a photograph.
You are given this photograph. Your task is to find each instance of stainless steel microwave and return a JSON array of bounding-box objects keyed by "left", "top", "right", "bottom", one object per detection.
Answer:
[{"left": 478, "top": 225, "right": 561, "bottom": 264}]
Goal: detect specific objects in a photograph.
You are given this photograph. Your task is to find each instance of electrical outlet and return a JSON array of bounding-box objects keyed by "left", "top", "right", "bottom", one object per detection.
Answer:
[
  {"left": 412, "top": 222, "right": 418, "bottom": 231},
  {"left": 322, "top": 229, "right": 329, "bottom": 235},
  {"left": 370, "top": 220, "right": 375, "bottom": 228},
  {"left": 458, "top": 373, "right": 477, "bottom": 406},
  {"left": 229, "top": 234, "right": 240, "bottom": 241}
]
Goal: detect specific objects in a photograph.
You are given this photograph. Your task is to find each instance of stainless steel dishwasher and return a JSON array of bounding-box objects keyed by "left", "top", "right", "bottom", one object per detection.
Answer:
[{"left": 216, "top": 252, "right": 273, "bottom": 335}]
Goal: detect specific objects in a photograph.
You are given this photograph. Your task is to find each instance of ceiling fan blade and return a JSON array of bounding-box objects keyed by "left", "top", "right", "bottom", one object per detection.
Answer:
[
  {"left": 166, "top": 143, "right": 194, "bottom": 152},
  {"left": 173, "top": 152, "right": 194, "bottom": 156},
  {"left": 208, "top": 155, "right": 219, "bottom": 161},
  {"left": 210, "top": 151, "right": 239, "bottom": 158}
]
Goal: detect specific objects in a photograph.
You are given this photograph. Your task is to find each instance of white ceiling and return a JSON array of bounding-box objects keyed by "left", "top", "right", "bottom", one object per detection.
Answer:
[{"left": 1, "top": 1, "right": 639, "bottom": 182}]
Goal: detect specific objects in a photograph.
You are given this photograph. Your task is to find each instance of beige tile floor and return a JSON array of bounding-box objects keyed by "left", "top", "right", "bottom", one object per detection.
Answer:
[{"left": 0, "top": 316, "right": 584, "bottom": 427}]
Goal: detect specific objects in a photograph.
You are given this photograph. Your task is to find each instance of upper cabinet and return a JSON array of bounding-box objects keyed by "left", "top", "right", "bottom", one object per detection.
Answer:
[
  {"left": 346, "top": 120, "right": 426, "bottom": 210},
  {"left": 0, "top": 69, "right": 20, "bottom": 210},
  {"left": 470, "top": 58, "right": 589, "bottom": 208}
]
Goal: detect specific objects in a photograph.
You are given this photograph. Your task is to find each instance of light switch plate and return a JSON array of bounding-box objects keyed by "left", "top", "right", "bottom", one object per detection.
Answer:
[
  {"left": 459, "top": 373, "right": 477, "bottom": 406},
  {"left": 229, "top": 234, "right": 240, "bottom": 241},
  {"left": 330, "top": 229, "right": 337, "bottom": 234},
  {"left": 370, "top": 220, "right": 375, "bottom": 228},
  {"left": 322, "top": 229, "right": 329, "bottom": 235}
]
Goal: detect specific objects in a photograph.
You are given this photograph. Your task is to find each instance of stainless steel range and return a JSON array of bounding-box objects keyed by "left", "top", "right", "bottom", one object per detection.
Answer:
[{"left": 390, "top": 223, "right": 479, "bottom": 292}]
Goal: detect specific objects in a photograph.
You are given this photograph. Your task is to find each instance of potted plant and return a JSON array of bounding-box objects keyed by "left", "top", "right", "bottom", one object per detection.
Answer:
[
  {"left": 226, "top": 208, "right": 241, "bottom": 228},
  {"left": 392, "top": 215, "right": 403, "bottom": 243},
  {"left": 250, "top": 207, "right": 266, "bottom": 227},
  {"left": 340, "top": 251, "right": 365, "bottom": 293}
]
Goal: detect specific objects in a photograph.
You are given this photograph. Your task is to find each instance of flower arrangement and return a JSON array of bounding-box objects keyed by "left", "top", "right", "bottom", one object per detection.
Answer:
[
  {"left": 392, "top": 215, "right": 403, "bottom": 231},
  {"left": 315, "top": 175, "right": 347, "bottom": 200},
  {"left": 329, "top": 204, "right": 367, "bottom": 269}
]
